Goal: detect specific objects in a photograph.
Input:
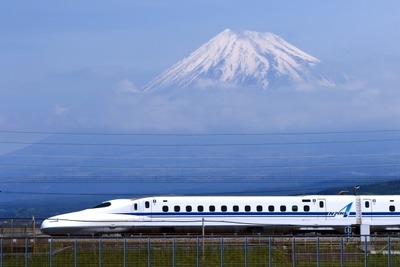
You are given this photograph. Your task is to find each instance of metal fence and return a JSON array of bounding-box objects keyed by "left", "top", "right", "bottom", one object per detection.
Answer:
[
  {"left": 1, "top": 235, "right": 400, "bottom": 267},
  {"left": 0, "top": 218, "right": 37, "bottom": 238}
]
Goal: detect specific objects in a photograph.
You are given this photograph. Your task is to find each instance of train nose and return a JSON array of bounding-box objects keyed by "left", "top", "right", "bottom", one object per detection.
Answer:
[{"left": 40, "top": 217, "right": 59, "bottom": 235}]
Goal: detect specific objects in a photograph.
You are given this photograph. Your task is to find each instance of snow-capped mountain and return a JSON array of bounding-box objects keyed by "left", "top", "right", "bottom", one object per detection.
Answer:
[{"left": 143, "top": 29, "right": 336, "bottom": 92}]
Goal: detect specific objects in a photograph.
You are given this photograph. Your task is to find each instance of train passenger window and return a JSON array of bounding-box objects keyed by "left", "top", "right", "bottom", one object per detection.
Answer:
[
  {"left": 304, "top": 205, "right": 310, "bottom": 212},
  {"left": 365, "top": 201, "right": 370, "bottom": 208},
  {"left": 268, "top": 205, "right": 274, "bottom": 212},
  {"left": 292, "top": 205, "right": 298, "bottom": 212},
  {"left": 257, "top": 205, "right": 263, "bottom": 212},
  {"left": 134, "top": 203, "right": 138, "bottom": 211},
  {"left": 233, "top": 205, "right": 239, "bottom": 212},
  {"left": 221, "top": 205, "right": 227, "bottom": 212},
  {"left": 319, "top": 201, "right": 324, "bottom": 208},
  {"left": 245, "top": 205, "right": 251, "bottom": 212},
  {"left": 186, "top": 206, "right": 192, "bottom": 212},
  {"left": 280, "top": 205, "right": 286, "bottom": 212},
  {"left": 174, "top": 206, "right": 180, "bottom": 212},
  {"left": 145, "top": 201, "right": 150, "bottom": 209},
  {"left": 198, "top": 206, "right": 204, "bottom": 212},
  {"left": 162, "top": 206, "right": 169, "bottom": 212},
  {"left": 390, "top": 205, "right": 395, "bottom": 212},
  {"left": 209, "top": 205, "right": 215, "bottom": 212}
]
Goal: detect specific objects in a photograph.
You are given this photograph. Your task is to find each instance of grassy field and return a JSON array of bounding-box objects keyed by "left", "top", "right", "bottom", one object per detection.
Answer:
[{"left": 2, "top": 235, "right": 400, "bottom": 266}]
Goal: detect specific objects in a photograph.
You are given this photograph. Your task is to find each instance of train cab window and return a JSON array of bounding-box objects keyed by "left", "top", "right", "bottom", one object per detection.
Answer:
[
  {"left": 280, "top": 205, "right": 286, "bottom": 212},
  {"left": 292, "top": 205, "right": 298, "bottom": 212},
  {"left": 304, "top": 205, "right": 310, "bottom": 212},
  {"left": 174, "top": 206, "right": 180, "bottom": 212},
  {"left": 209, "top": 205, "right": 215, "bottom": 212},
  {"left": 245, "top": 205, "right": 251, "bottom": 212},
  {"left": 162, "top": 206, "right": 169, "bottom": 212},
  {"left": 268, "top": 205, "right": 274, "bottom": 212},
  {"left": 186, "top": 205, "right": 192, "bottom": 212},
  {"left": 145, "top": 201, "right": 150, "bottom": 209},
  {"left": 197, "top": 205, "right": 204, "bottom": 212},
  {"left": 221, "top": 205, "right": 227, "bottom": 212},
  {"left": 233, "top": 205, "right": 239, "bottom": 212},
  {"left": 134, "top": 203, "right": 138, "bottom": 211},
  {"left": 257, "top": 205, "right": 263, "bottom": 212},
  {"left": 91, "top": 202, "right": 111, "bottom": 209},
  {"left": 390, "top": 205, "right": 395, "bottom": 212},
  {"left": 319, "top": 201, "right": 324, "bottom": 208},
  {"left": 365, "top": 201, "right": 370, "bottom": 208}
]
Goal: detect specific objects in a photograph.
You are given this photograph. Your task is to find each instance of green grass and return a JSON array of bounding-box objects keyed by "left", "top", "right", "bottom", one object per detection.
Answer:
[{"left": 2, "top": 237, "right": 400, "bottom": 267}]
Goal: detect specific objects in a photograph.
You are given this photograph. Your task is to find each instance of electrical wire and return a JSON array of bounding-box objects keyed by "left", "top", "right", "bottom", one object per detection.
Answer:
[
  {"left": 2, "top": 129, "right": 400, "bottom": 136},
  {"left": 2, "top": 137, "right": 400, "bottom": 147}
]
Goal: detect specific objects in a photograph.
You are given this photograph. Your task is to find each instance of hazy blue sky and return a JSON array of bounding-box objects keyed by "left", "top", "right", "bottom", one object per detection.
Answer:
[
  {"left": 1, "top": 1, "right": 400, "bottom": 135},
  {"left": 1, "top": 1, "right": 400, "bottom": 200}
]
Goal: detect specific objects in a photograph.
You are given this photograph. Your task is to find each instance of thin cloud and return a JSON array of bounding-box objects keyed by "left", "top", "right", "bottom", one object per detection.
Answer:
[
  {"left": 100, "top": 80, "right": 400, "bottom": 132},
  {"left": 114, "top": 79, "right": 141, "bottom": 94},
  {"left": 53, "top": 104, "right": 70, "bottom": 117}
]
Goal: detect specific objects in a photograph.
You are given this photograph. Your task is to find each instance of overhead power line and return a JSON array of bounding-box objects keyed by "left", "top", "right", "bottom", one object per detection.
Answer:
[
  {"left": 2, "top": 129, "right": 400, "bottom": 136},
  {"left": 3, "top": 152, "right": 400, "bottom": 160},
  {"left": 0, "top": 187, "right": 329, "bottom": 198},
  {"left": 2, "top": 138, "right": 400, "bottom": 147},
  {"left": 0, "top": 161, "right": 399, "bottom": 171},
  {"left": 1, "top": 174, "right": 395, "bottom": 183}
]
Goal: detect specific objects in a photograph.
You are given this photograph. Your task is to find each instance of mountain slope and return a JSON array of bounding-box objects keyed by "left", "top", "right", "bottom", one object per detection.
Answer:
[{"left": 143, "top": 29, "right": 335, "bottom": 92}]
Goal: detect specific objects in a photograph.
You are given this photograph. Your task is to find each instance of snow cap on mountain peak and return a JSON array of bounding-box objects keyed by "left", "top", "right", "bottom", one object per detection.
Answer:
[{"left": 143, "top": 29, "right": 332, "bottom": 92}]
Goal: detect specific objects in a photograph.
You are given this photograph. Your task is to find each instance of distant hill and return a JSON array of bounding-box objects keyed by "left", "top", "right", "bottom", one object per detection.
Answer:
[
  {"left": 312, "top": 179, "right": 400, "bottom": 195},
  {"left": 2, "top": 178, "right": 400, "bottom": 220},
  {"left": 0, "top": 195, "right": 108, "bottom": 220}
]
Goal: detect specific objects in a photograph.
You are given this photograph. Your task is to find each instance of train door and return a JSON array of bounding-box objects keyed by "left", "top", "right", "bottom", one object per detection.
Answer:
[
  {"left": 363, "top": 199, "right": 372, "bottom": 222},
  {"left": 318, "top": 199, "right": 326, "bottom": 221},
  {"left": 132, "top": 202, "right": 141, "bottom": 221},
  {"left": 143, "top": 200, "right": 152, "bottom": 221}
]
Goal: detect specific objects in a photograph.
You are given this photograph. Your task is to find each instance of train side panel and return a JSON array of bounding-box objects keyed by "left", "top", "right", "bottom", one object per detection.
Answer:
[{"left": 41, "top": 195, "right": 400, "bottom": 236}]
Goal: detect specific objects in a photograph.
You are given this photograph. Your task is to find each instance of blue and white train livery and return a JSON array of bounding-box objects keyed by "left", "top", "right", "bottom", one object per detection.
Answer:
[{"left": 40, "top": 195, "right": 400, "bottom": 236}]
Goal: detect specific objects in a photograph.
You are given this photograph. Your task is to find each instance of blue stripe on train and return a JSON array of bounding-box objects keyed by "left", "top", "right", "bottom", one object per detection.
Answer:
[{"left": 119, "top": 211, "right": 400, "bottom": 218}]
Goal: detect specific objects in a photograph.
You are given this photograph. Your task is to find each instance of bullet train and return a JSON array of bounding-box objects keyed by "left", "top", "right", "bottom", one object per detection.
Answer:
[{"left": 40, "top": 195, "right": 400, "bottom": 236}]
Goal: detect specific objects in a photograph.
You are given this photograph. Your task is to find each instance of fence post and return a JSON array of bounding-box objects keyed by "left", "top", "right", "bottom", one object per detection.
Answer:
[
  {"left": 24, "top": 238, "right": 28, "bottom": 267},
  {"left": 317, "top": 236, "right": 320, "bottom": 267},
  {"left": 220, "top": 237, "right": 224, "bottom": 267},
  {"left": 74, "top": 238, "right": 78, "bottom": 267},
  {"left": 340, "top": 236, "right": 344, "bottom": 267},
  {"left": 49, "top": 238, "right": 53, "bottom": 267},
  {"left": 364, "top": 236, "right": 368, "bottom": 267},
  {"left": 1, "top": 237, "right": 3, "bottom": 267},
  {"left": 172, "top": 238, "right": 176, "bottom": 267},
  {"left": 269, "top": 236, "right": 272, "bottom": 267},
  {"left": 388, "top": 236, "right": 391, "bottom": 267},
  {"left": 123, "top": 238, "right": 127, "bottom": 267},
  {"left": 99, "top": 238, "right": 102, "bottom": 267},
  {"left": 148, "top": 237, "right": 151, "bottom": 267},
  {"left": 292, "top": 236, "right": 297, "bottom": 267},
  {"left": 244, "top": 236, "right": 248, "bottom": 267},
  {"left": 196, "top": 237, "right": 200, "bottom": 267}
]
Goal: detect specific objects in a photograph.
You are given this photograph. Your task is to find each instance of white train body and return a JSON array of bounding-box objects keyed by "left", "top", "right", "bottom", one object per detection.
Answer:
[{"left": 40, "top": 195, "right": 400, "bottom": 235}]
